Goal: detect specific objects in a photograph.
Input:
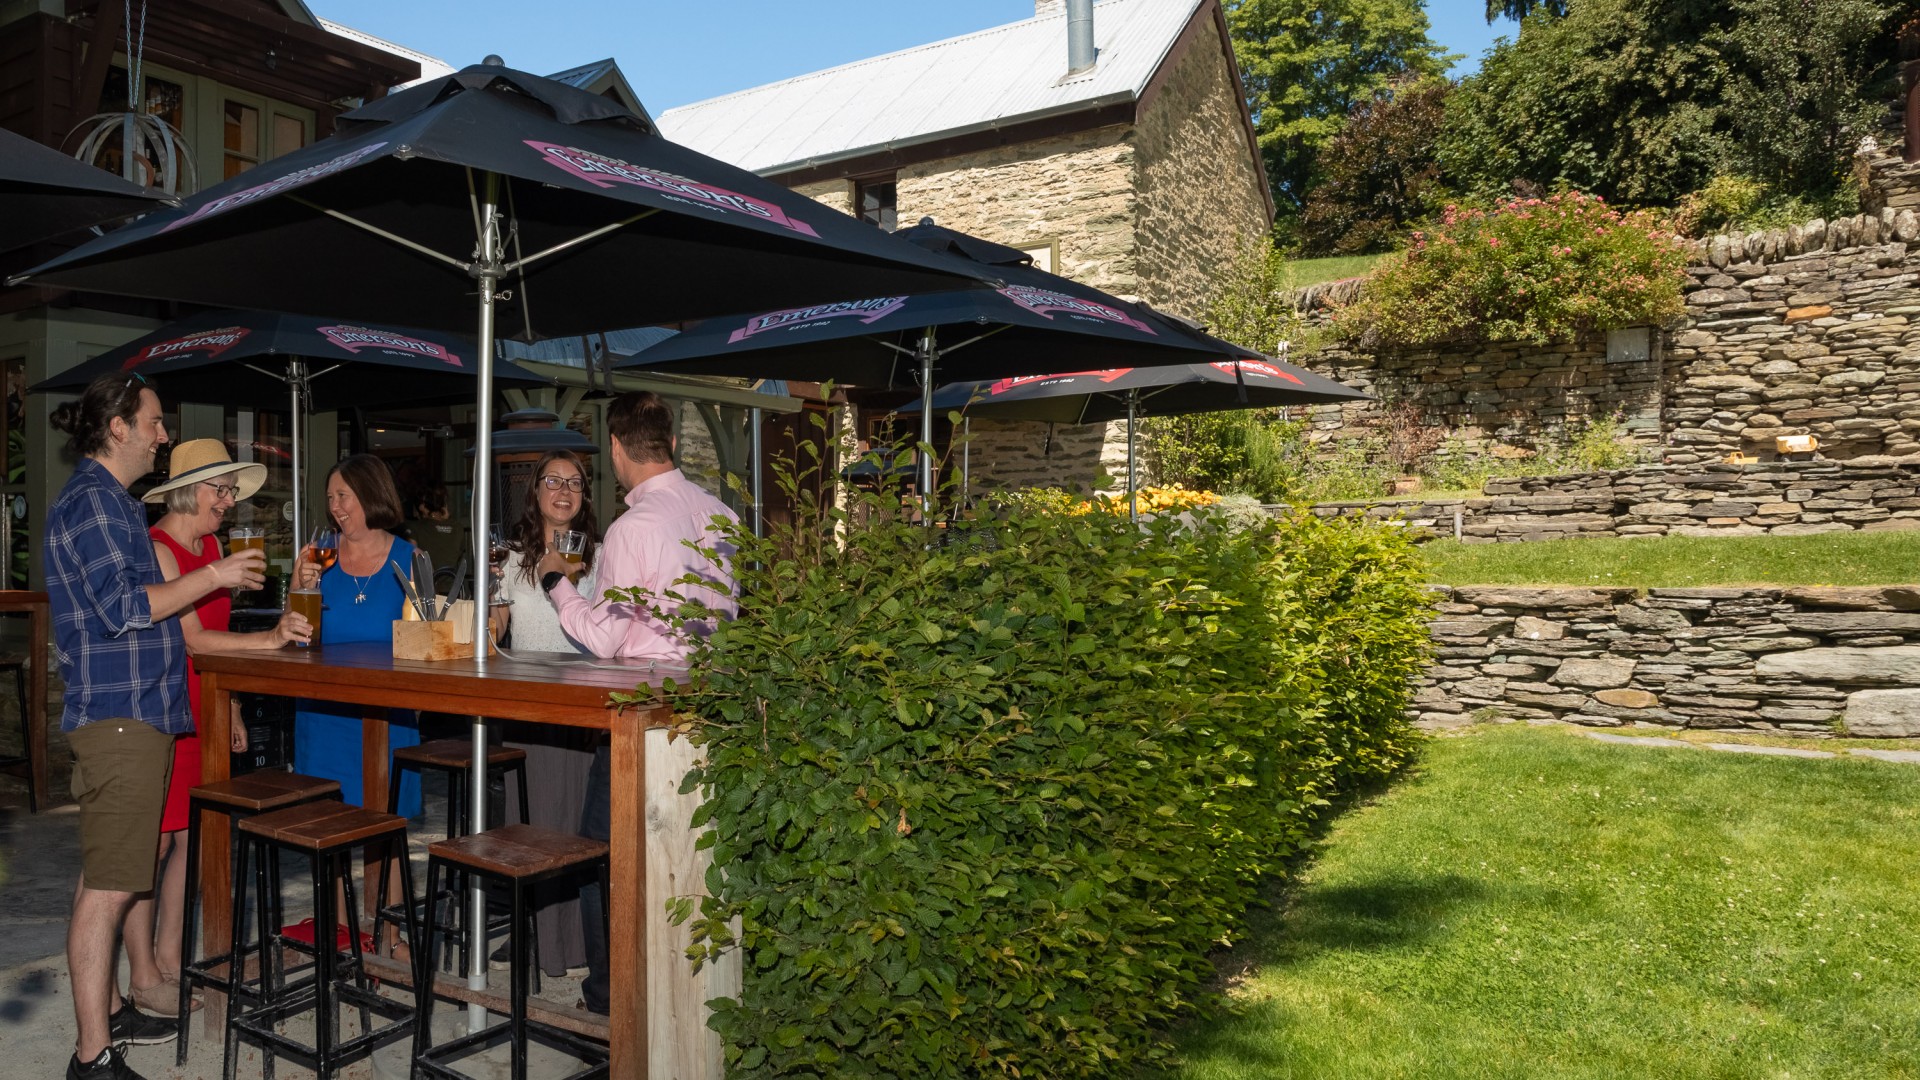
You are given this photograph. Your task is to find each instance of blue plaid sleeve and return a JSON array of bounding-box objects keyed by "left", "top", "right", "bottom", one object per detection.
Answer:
[{"left": 59, "top": 485, "right": 156, "bottom": 636}]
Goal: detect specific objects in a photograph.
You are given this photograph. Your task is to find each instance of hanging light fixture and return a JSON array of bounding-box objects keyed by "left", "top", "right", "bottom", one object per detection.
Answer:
[{"left": 67, "top": 0, "right": 198, "bottom": 196}]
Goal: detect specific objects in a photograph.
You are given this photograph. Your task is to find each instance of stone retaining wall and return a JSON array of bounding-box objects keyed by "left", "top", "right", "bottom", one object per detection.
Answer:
[
  {"left": 1311, "top": 460, "right": 1920, "bottom": 542},
  {"left": 1419, "top": 585, "right": 1920, "bottom": 737}
]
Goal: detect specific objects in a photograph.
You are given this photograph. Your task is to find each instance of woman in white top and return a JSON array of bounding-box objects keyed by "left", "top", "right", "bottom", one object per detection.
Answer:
[{"left": 493, "top": 448, "right": 599, "bottom": 974}]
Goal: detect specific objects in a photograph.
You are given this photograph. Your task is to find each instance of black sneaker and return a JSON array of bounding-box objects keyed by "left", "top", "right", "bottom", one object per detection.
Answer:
[
  {"left": 106, "top": 996, "right": 177, "bottom": 1046},
  {"left": 67, "top": 1046, "right": 147, "bottom": 1079}
]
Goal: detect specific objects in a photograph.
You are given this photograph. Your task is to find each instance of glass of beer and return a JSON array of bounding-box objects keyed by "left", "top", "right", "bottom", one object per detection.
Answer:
[
  {"left": 553, "top": 529, "right": 587, "bottom": 579},
  {"left": 289, "top": 588, "right": 323, "bottom": 647},
  {"left": 229, "top": 526, "right": 265, "bottom": 556}
]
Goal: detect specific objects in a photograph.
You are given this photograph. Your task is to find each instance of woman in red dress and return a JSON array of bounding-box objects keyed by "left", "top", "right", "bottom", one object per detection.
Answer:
[{"left": 122, "top": 440, "right": 309, "bottom": 1016}]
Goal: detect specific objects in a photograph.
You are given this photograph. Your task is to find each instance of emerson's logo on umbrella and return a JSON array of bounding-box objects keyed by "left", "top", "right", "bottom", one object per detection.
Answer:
[
  {"left": 161, "top": 142, "right": 389, "bottom": 234},
  {"left": 985, "top": 369, "right": 1132, "bottom": 395},
  {"left": 526, "top": 141, "right": 820, "bottom": 238},
  {"left": 127, "top": 327, "right": 252, "bottom": 367},
  {"left": 1209, "top": 359, "right": 1303, "bottom": 385},
  {"left": 999, "top": 285, "right": 1154, "bottom": 334},
  {"left": 318, "top": 325, "right": 463, "bottom": 366},
  {"left": 728, "top": 296, "right": 909, "bottom": 343}
]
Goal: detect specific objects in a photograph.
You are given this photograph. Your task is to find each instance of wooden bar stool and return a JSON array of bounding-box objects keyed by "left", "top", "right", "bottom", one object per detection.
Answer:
[
  {"left": 0, "top": 653, "right": 36, "bottom": 812},
  {"left": 412, "top": 824, "right": 610, "bottom": 1080},
  {"left": 226, "top": 801, "right": 420, "bottom": 1080},
  {"left": 176, "top": 771, "right": 341, "bottom": 1065},
  {"left": 383, "top": 738, "right": 531, "bottom": 979}
]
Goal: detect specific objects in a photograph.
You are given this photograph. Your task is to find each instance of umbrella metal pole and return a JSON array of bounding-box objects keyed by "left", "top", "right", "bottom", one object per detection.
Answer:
[
  {"left": 465, "top": 170, "right": 504, "bottom": 1024},
  {"left": 289, "top": 360, "right": 303, "bottom": 560},
  {"left": 962, "top": 417, "right": 970, "bottom": 506},
  {"left": 918, "top": 328, "right": 936, "bottom": 524},
  {"left": 1128, "top": 389, "right": 1139, "bottom": 523},
  {"left": 749, "top": 406, "right": 764, "bottom": 538}
]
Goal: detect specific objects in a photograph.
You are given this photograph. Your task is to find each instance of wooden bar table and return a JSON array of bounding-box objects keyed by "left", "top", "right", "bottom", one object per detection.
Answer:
[
  {"left": 194, "top": 641, "right": 735, "bottom": 1078},
  {"left": 0, "top": 590, "right": 49, "bottom": 809}
]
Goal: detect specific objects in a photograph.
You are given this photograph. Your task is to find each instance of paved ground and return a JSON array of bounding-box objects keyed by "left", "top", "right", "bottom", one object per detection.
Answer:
[{"left": 0, "top": 774, "right": 595, "bottom": 1079}]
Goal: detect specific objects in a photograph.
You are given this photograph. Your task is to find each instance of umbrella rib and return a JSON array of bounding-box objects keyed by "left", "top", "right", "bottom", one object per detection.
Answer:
[
  {"left": 927, "top": 324, "right": 1007, "bottom": 359},
  {"left": 503, "top": 210, "right": 659, "bottom": 274},
  {"left": 287, "top": 195, "right": 469, "bottom": 271}
]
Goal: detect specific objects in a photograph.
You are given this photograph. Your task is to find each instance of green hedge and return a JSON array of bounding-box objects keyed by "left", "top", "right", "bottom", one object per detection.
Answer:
[{"left": 661, "top": 479, "right": 1432, "bottom": 1078}]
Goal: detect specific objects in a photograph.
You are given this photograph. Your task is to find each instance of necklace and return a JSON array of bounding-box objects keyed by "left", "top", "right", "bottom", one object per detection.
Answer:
[{"left": 348, "top": 569, "right": 374, "bottom": 604}]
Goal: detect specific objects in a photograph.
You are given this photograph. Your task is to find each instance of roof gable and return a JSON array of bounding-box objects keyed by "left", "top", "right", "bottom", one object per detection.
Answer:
[{"left": 657, "top": 0, "right": 1207, "bottom": 176}]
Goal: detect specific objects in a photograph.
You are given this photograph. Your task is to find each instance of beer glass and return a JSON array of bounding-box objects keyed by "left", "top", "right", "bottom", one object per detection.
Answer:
[
  {"left": 229, "top": 526, "right": 265, "bottom": 556},
  {"left": 289, "top": 588, "right": 323, "bottom": 647},
  {"left": 554, "top": 529, "right": 587, "bottom": 579}
]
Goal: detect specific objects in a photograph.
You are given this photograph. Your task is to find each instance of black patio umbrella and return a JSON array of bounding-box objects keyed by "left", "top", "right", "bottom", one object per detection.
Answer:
[
  {"left": 0, "top": 126, "right": 174, "bottom": 252},
  {"left": 12, "top": 62, "right": 991, "bottom": 982},
  {"left": 30, "top": 308, "right": 550, "bottom": 545},
  {"left": 905, "top": 357, "right": 1367, "bottom": 518},
  {"left": 620, "top": 218, "right": 1254, "bottom": 500}
]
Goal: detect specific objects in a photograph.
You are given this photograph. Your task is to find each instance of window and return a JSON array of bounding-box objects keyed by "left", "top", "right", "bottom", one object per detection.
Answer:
[
  {"left": 854, "top": 177, "right": 897, "bottom": 231},
  {"left": 223, "top": 100, "right": 262, "bottom": 178}
]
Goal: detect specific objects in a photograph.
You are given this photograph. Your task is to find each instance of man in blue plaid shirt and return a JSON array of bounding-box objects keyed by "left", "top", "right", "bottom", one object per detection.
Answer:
[{"left": 45, "top": 374, "right": 264, "bottom": 1080}]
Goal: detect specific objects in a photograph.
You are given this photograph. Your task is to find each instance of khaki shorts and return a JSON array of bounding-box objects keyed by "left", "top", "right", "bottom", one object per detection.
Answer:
[{"left": 67, "top": 721, "right": 174, "bottom": 894}]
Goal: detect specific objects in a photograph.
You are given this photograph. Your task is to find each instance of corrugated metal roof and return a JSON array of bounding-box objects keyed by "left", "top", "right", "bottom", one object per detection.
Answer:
[{"left": 656, "top": 0, "right": 1206, "bottom": 175}]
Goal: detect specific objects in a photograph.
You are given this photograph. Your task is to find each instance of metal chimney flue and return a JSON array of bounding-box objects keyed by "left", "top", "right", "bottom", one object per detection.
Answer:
[{"left": 1067, "top": 0, "right": 1096, "bottom": 75}]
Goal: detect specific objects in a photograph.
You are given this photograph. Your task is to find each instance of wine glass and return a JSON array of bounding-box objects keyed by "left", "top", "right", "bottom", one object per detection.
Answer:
[
  {"left": 487, "top": 524, "right": 513, "bottom": 605},
  {"left": 306, "top": 526, "right": 338, "bottom": 570}
]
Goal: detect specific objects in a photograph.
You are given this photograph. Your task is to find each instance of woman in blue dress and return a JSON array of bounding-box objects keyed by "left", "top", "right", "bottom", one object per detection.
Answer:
[
  {"left": 292, "top": 455, "right": 423, "bottom": 956},
  {"left": 293, "top": 453, "right": 423, "bottom": 816}
]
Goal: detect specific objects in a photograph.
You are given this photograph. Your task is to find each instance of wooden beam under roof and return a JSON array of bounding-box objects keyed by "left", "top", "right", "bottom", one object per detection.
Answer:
[{"left": 66, "top": 0, "right": 418, "bottom": 110}]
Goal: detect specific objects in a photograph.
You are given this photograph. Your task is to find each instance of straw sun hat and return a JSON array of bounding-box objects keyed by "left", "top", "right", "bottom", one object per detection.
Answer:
[{"left": 143, "top": 439, "right": 267, "bottom": 504}]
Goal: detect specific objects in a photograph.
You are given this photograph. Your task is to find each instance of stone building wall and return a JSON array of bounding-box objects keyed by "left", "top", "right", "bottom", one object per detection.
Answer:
[
  {"left": 792, "top": 180, "right": 852, "bottom": 217},
  {"left": 1131, "top": 17, "right": 1270, "bottom": 322},
  {"left": 1312, "top": 460, "right": 1920, "bottom": 541},
  {"left": 1418, "top": 585, "right": 1920, "bottom": 738}
]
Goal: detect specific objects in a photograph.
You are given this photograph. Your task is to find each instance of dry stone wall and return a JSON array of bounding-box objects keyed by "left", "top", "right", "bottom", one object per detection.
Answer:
[
  {"left": 1313, "top": 460, "right": 1920, "bottom": 542},
  {"left": 1419, "top": 585, "right": 1920, "bottom": 738}
]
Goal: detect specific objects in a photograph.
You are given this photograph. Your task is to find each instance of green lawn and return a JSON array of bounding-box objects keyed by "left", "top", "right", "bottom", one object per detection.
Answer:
[
  {"left": 1168, "top": 725, "right": 1920, "bottom": 1080},
  {"left": 1421, "top": 529, "right": 1920, "bottom": 587},
  {"left": 1279, "top": 254, "right": 1385, "bottom": 289}
]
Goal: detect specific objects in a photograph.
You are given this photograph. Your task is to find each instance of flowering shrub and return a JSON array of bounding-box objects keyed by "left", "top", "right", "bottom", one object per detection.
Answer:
[
  {"left": 1079, "top": 483, "right": 1221, "bottom": 516},
  {"left": 1333, "top": 192, "right": 1689, "bottom": 349}
]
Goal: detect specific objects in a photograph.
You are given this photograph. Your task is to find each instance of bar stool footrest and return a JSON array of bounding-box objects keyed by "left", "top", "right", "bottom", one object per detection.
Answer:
[{"left": 414, "top": 1017, "right": 609, "bottom": 1080}]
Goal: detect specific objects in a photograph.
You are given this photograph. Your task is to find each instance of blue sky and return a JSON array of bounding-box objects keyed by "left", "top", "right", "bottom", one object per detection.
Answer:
[{"left": 312, "top": 1, "right": 1518, "bottom": 113}]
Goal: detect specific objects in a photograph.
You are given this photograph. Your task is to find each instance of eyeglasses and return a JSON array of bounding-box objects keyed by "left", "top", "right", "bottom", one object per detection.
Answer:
[
  {"left": 538, "top": 475, "right": 585, "bottom": 493},
  {"left": 200, "top": 481, "right": 238, "bottom": 500}
]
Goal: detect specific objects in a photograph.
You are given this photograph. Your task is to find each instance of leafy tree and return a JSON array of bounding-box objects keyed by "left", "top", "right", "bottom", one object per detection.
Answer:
[
  {"left": 1718, "top": 0, "right": 1898, "bottom": 193},
  {"left": 1226, "top": 0, "right": 1451, "bottom": 219},
  {"left": 1487, "top": 0, "right": 1566, "bottom": 21},
  {"left": 1441, "top": 0, "right": 1907, "bottom": 209},
  {"left": 1298, "top": 77, "right": 1451, "bottom": 254},
  {"left": 1438, "top": 0, "right": 1730, "bottom": 207}
]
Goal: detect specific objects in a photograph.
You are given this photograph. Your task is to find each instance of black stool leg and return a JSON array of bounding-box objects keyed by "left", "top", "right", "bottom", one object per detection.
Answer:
[
  {"left": 221, "top": 832, "right": 253, "bottom": 1080},
  {"left": 312, "top": 849, "right": 336, "bottom": 1076},
  {"left": 176, "top": 798, "right": 202, "bottom": 1066},
  {"left": 509, "top": 872, "right": 529, "bottom": 1080},
  {"left": 411, "top": 856, "right": 443, "bottom": 1072},
  {"left": 256, "top": 839, "right": 278, "bottom": 1080}
]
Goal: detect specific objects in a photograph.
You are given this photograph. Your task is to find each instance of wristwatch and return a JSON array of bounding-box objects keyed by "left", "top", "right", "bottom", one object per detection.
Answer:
[{"left": 541, "top": 571, "right": 567, "bottom": 594}]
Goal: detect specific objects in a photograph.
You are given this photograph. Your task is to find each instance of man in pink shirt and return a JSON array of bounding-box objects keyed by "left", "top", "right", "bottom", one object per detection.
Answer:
[{"left": 535, "top": 390, "right": 738, "bottom": 1014}]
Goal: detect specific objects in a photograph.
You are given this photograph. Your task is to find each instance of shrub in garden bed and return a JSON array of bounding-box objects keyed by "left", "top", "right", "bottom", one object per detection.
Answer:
[{"left": 652, "top": 462, "right": 1432, "bottom": 1078}]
